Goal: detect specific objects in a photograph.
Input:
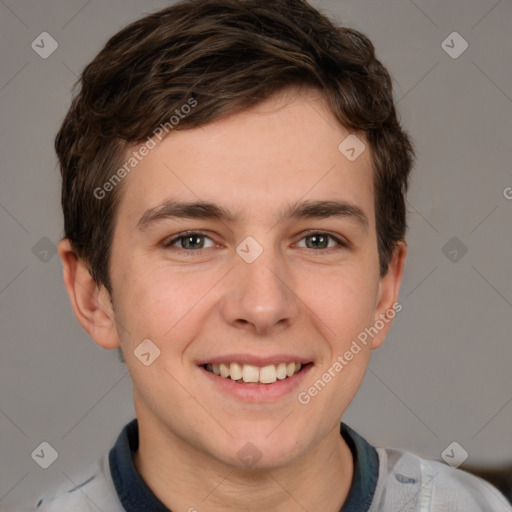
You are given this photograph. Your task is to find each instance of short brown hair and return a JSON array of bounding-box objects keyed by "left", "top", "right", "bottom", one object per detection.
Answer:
[{"left": 55, "top": 0, "right": 414, "bottom": 294}]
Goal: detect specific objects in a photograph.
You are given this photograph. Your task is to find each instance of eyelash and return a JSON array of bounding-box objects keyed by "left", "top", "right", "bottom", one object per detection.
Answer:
[{"left": 162, "top": 230, "right": 349, "bottom": 255}]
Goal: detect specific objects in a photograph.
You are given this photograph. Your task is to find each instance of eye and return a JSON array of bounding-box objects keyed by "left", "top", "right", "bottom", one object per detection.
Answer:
[
  {"left": 296, "top": 231, "right": 348, "bottom": 251},
  {"left": 162, "top": 230, "right": 349, "bottom": 255},
  {"left": 163, "top": 232, "right": 216, "bottom": 251}
]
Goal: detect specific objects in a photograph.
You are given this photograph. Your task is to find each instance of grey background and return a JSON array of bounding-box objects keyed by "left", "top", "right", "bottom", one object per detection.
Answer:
[{"left": 1, "top": 0, "right": 511, "bottom": 509}]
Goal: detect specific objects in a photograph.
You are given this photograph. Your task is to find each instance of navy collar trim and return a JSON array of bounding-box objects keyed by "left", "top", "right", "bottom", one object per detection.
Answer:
[
  {"left": 339, "top": 423, "right": 379, "bottom": 511},
  {"left": 109, "top": 419, "right": 169, "bottom": 511},
  {"left": 109, "top": 419, "right": 379, "bottom": 512}
]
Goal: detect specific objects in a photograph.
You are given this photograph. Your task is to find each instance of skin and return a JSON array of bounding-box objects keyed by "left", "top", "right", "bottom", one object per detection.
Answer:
[{"left": 58, "top": 86, "right": 406, "bottom": 512}]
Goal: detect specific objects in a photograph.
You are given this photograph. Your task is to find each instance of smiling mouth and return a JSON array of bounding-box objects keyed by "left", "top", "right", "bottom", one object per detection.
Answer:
[{"left": 202, "top": 362, "right": 311, "bottom": 384}]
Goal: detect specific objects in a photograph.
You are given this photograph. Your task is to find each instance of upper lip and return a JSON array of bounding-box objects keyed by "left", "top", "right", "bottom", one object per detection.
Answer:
[{"left": 197, "top": 354, "right": 312, "bottom": 366}]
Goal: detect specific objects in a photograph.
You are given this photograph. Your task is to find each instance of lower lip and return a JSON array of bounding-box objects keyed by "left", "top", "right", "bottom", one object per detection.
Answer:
[{"left": 199, "top": 364, "right": 313, "bottom": 402}]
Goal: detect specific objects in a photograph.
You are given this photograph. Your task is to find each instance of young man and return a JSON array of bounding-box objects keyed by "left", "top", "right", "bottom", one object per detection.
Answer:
[{"left": 20, "top": 0, "right": 512, "bottom": 510}]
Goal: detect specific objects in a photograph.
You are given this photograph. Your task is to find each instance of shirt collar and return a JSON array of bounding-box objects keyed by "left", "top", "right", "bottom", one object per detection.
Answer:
[
  {"left": 109, "top": 418, "right": 379, "bottom": 512},
  {"left": 109, "top": 418, "right": 169, "bottom": 511},
  {"left": 339, "top": 422, "right": 379, "bottom": 511}
]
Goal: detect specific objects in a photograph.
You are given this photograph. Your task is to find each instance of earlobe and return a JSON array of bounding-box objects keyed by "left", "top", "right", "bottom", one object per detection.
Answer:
[
  {"left": 57, "top": 238, "right": 120, "bottom": 350},
  {"left": 370, "top": 241, "right": 407, "bottom": 350}
]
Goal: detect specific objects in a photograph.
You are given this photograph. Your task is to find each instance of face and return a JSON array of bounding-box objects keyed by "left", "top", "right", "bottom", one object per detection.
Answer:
[{"left": 94, "top": 87, "right": 403, "bottom": 469}]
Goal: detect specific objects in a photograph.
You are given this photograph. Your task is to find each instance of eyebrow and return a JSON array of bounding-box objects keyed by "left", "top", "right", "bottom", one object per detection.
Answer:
[{"left": 136, "top": 199, "right": 369, "bottom": 232}]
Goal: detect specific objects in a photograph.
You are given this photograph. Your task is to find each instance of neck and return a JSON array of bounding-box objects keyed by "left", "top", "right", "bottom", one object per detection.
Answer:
[{"left": 133, "top": 419, "right": 354, "bottom": 512}]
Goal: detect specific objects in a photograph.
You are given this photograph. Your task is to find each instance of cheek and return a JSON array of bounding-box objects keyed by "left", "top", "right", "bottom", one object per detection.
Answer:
[
  {"left": 299, "top": 271, "right": 375, "bottom": 414},
  {"left": 113, "top": 263, "right": 217, "bottom": 348},
  {"left": 304, "top": 266, "right": 377, "bottom": 339}
]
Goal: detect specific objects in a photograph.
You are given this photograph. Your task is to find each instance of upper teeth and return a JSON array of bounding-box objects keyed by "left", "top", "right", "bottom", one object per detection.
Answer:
[{"left": 205, "top": 362, "right": 302, "bottom": 384}]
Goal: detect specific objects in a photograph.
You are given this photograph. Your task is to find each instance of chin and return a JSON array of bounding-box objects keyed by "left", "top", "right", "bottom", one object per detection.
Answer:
[{"left": 207, "top": 427, "right": 309, "bottom": 471}]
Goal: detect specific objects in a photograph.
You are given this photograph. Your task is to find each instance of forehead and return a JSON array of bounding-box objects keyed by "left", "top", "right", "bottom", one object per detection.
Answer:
[{"left": 115, "top": 87, "right": 375, "bottom": 229}]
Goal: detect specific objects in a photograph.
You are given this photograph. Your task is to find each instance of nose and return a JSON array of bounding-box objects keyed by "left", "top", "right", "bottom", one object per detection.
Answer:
[{"left": 220, "top": 242, "right": 300, "bottom": 336}]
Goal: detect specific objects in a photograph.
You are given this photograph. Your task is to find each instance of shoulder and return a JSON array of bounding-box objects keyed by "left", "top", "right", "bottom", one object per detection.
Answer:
[
  {"left": 373, "top": 446, "right": 512, "bottom": 511},
  {"left": 11, "top": 453, "right": 125, "bottom": 512}
]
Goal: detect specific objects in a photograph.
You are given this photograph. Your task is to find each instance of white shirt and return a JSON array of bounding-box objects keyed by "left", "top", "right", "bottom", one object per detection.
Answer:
[{"left": 12, "top": 419, "right": 512, "bottom": 512}]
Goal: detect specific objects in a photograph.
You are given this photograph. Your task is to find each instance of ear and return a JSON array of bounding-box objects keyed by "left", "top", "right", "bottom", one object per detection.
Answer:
[
  {"left": 57, "top": 238, "right": 120, "bottom": 350},
  {"left": 370, "top": 241, "right": 407, "bottom": 350}
]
